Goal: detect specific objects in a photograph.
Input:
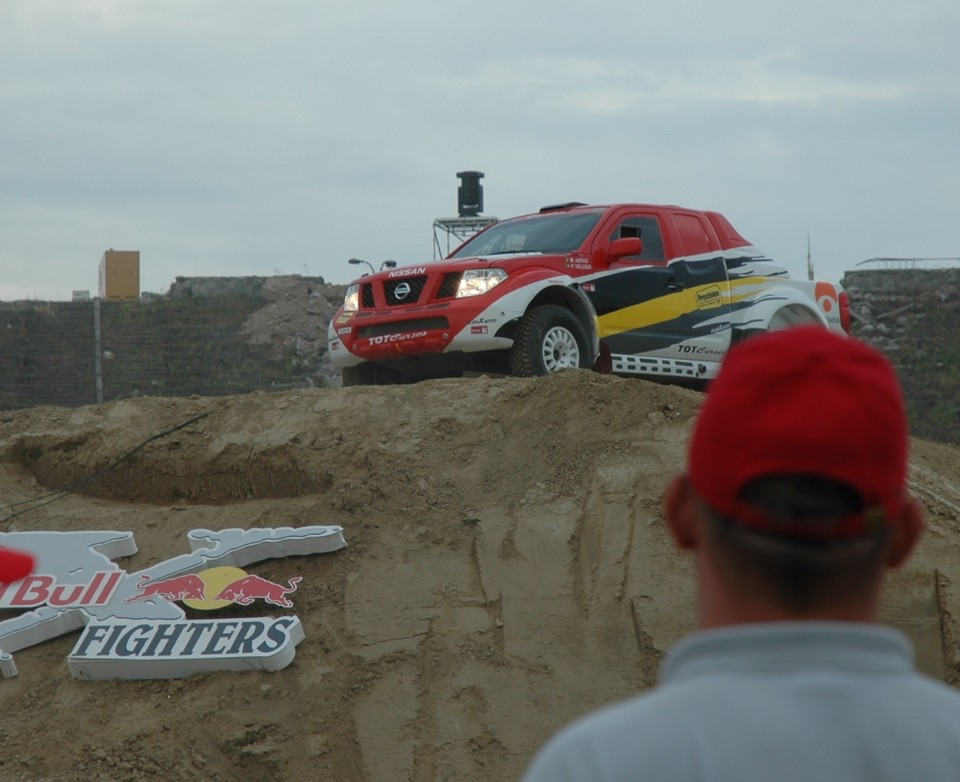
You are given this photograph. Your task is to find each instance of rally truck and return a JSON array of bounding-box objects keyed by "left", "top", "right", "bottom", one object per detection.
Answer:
[{"left": 328, "top": 202, "right": 850, "bottom": 386}]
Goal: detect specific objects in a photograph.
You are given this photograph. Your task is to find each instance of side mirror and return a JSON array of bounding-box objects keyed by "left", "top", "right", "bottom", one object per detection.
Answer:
[{"left": 607, "top": 237, "right": 643, "bottom": 262}]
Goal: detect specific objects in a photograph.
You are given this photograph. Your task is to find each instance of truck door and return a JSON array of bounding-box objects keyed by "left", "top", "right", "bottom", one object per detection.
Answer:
[{"left": 589, "top": 212, "right": 732, "bottom": 361}]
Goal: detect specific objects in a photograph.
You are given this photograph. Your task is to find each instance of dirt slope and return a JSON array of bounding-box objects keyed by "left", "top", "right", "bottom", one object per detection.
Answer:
[{"left": 0, "top": 371, "right": 958, "bottom": 782}]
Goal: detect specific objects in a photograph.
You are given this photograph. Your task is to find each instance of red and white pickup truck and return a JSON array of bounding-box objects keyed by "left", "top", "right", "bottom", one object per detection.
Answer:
[{"left": 328, "top": 202, "right": 849, "bottom": 385}]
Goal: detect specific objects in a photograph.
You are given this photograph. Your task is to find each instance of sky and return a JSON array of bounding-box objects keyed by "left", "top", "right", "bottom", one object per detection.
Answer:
[{"left": 2, "top": 0, "right": 958, "bottom": 300}]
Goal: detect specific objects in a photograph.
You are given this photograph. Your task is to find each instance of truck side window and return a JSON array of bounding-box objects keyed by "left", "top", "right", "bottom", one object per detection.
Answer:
[
  {"left": 610, "top": 217, "right": 664, "bottom": 261},
  {"left": 674, "top": 213, "right": 712, "bottom": 256}
]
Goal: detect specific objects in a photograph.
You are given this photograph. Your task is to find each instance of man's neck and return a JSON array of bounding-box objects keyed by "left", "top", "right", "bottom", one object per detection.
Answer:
[
  {"left": 695, "top": 555, "right": 881, "bottom": 628},
  {"left": 697, "top": 602, "right": 879, "bottom": 629}
]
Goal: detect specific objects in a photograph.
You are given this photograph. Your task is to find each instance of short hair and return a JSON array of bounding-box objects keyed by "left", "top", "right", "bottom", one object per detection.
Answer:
[{"left": 703, "top": 476, "right": 891, "bottom": 612}]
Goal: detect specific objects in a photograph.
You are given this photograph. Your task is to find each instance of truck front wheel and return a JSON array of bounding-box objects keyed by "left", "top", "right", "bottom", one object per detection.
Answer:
[{"left": 510, "top": 305, "right": 590, "bottom": 377}]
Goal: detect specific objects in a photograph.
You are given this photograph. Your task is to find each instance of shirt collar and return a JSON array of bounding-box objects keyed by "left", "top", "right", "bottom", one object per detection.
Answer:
[{"left": 660, "top": 622, "right": 915, "bottom": 684}]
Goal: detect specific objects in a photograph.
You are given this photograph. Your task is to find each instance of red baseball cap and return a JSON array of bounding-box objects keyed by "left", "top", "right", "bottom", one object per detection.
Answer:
[
  {"left": 688, "top": 327, "right": 908, "bottom": 538},
  {"left": 0, "top": 547, "right": 35, "bottom": 584}
]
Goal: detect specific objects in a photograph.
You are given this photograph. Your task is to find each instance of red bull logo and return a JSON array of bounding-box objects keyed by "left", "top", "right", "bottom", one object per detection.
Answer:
[
  {"left": 124, "top": 574, "right": 207, "bottom": 604},
  {"left": 124, "top": 566, "right": 302, "bottom": 610},
  {"left": 0, "top": 571, "right": 121, "bottom": 608},
  {"left": 213, "top": 575, "right": 302, "bottom": 608}
]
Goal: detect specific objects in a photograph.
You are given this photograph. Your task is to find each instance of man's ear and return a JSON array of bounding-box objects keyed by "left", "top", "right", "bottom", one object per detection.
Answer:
[
  {"left": 663, "top": 474, "right": 701, "bottom": 551},
  {"left": 884, "top": 496, "right": 924, "bottom": 569}
]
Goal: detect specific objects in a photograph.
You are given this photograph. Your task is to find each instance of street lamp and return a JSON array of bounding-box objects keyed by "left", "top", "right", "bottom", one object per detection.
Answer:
[
  {"left": 349, "top": 258, "right": 399, "bottom": 274},
  {"left": 348, "top": 258, "right": 375, "bottom": 275}
]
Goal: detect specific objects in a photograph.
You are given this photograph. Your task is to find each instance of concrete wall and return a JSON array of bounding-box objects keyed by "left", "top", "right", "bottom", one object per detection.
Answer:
[
  {"left": 843, "top": 268, "right": 960, "bottom": 293},
  {"left": 843, "top": 268, "right": 960, "bottom": 445},
  {"left": 0, "top": 276, "right": 342, "bottom": 411},
  {"left": 1, "top": 270, "right": 955, "bottom": 445}
]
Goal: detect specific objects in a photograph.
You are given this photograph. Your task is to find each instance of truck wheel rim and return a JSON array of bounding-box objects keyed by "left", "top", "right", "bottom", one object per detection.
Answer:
[{"left": 541, "top": 327, "right": 580, "bottom": 371}]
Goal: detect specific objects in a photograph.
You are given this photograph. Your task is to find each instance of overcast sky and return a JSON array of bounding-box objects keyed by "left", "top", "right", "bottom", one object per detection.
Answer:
[{"left": 2, "top": 0, "right": 958, "bottom": 301}]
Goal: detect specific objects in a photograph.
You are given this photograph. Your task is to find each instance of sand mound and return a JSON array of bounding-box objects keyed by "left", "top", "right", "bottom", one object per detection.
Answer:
[{"left": 0, "top": 371, "right": 958, "bottom": 781}]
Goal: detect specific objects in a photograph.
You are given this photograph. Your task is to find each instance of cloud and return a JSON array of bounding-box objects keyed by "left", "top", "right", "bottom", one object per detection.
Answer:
[
  {"left": 429, "top": 53, "right": 903, "bottom": 114},
  {"left": 0, "top": 0, "right": 956, "bottom": 299}
]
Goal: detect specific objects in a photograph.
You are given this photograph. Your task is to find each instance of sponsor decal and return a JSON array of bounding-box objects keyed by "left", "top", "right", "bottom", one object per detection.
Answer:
[
  {"left": 468, "top": 316, "right": 497, "bottom": 335},
  {"left": 337, "top": 326, "right": 351, "bottom": 336},
  {"left": 815, "top": 281, "right": 838, "bottom": 314},
  {"left": 366, "top": 330, "right": 428, "bottom": 345},
  {"left": 565, "top": 256, "right": 591, "bottom": 271},
  {"left": 695, "top": 285, "right": 724, "bottom": 311},
  {"left": 0, "top": 526, "right": 346, "bottom": 680},
  {"left": 676, "top": 344, "right": 725, "bottom": 356},
  {"left": 336, "top": 314, "right": 353, "bottom": 324},
  {"left": 387, "top": 267, "right": 426, "bottom": 278}
]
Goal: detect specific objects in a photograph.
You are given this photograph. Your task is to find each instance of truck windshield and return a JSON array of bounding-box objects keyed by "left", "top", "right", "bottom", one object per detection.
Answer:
[{"left": 450, "top": 212, "right": 603, "bottom": 258}]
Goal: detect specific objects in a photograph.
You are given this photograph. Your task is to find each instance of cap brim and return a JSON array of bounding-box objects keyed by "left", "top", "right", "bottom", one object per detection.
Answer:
[{"left": 0, "top": 547, "right": 35, "bottom": 584}]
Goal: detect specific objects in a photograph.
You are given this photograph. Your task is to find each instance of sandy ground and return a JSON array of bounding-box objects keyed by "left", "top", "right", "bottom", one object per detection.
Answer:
[{"left": 0, "top": 370, "right": 958, "bottom": 781}]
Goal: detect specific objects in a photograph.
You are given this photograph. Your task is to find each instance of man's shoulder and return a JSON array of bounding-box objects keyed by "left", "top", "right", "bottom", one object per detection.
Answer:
[
  {"left": 521, "top": 691, "right": 695, "bottom": 782},
  {"left": 894, "top": 670, "right": 960, "bottom": 713},
  {"left": 538, "top": 683, "right": 713, "bottom": 757}
]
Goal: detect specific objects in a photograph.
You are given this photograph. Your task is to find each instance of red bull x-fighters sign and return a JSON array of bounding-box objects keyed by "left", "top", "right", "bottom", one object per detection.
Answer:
[{"left": 0, "top": 526, "right": 346, "bottom": 680}]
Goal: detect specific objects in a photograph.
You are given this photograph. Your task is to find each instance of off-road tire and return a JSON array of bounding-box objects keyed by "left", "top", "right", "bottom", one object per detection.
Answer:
[{"left": 510, "top": 305, "right": 590, "bottom": 377}]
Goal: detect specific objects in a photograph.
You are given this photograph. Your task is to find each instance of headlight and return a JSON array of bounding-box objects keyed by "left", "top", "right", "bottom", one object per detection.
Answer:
[
  {"left": 343, "top": 283, "right": 360, "bottom": 312},
  {"left": 456, "top": 268, "right": 507, "bottom": 298}
]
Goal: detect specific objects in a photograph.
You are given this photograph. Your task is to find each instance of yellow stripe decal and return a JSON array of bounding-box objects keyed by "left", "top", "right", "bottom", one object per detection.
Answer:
[{"left": 597, "top": 278, "right": 771, "bottom": 339}]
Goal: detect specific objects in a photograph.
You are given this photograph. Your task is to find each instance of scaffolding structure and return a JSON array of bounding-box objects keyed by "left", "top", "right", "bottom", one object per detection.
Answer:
[{"left": 432, "top": 216, "right": 498, "bottom": 260}]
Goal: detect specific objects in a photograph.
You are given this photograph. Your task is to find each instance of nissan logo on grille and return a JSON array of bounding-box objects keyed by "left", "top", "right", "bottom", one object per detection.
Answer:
[{"left": 385, "top": 275, "right": 426, "bottom": 305}]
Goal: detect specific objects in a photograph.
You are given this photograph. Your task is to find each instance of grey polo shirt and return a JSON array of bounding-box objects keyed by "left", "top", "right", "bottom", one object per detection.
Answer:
[{"left": 522, "top": 622, "right": 960, "bottom": 782}]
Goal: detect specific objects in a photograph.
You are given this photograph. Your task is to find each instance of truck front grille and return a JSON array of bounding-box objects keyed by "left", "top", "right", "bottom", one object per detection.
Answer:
[
  {"left": 436, "top": 273, "right": 462, "bottom": 299},
  {"left": 384, "top": 276, "right": 427, "bottom": 306},
  {"left": 359, "top": 273, "right": 459, "bottom": 309}
]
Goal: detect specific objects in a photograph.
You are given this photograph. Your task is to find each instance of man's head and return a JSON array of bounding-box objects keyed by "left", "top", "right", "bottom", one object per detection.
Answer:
[
  {"left": 689, "top": 326, "right": 909, "bottom": 538},
  {"left": 664, "top": 327, "right": 923, "bottom": 623}
]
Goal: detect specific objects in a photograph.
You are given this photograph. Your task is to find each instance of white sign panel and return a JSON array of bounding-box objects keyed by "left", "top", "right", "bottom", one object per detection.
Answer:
[{"left": 0, "top": 526, "right": 346, "bottom": 680}]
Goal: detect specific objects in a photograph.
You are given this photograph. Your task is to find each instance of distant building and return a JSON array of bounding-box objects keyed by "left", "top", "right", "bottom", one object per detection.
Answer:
[{"left": 99, "top": 250, "right": 140, "bottom": 300}]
